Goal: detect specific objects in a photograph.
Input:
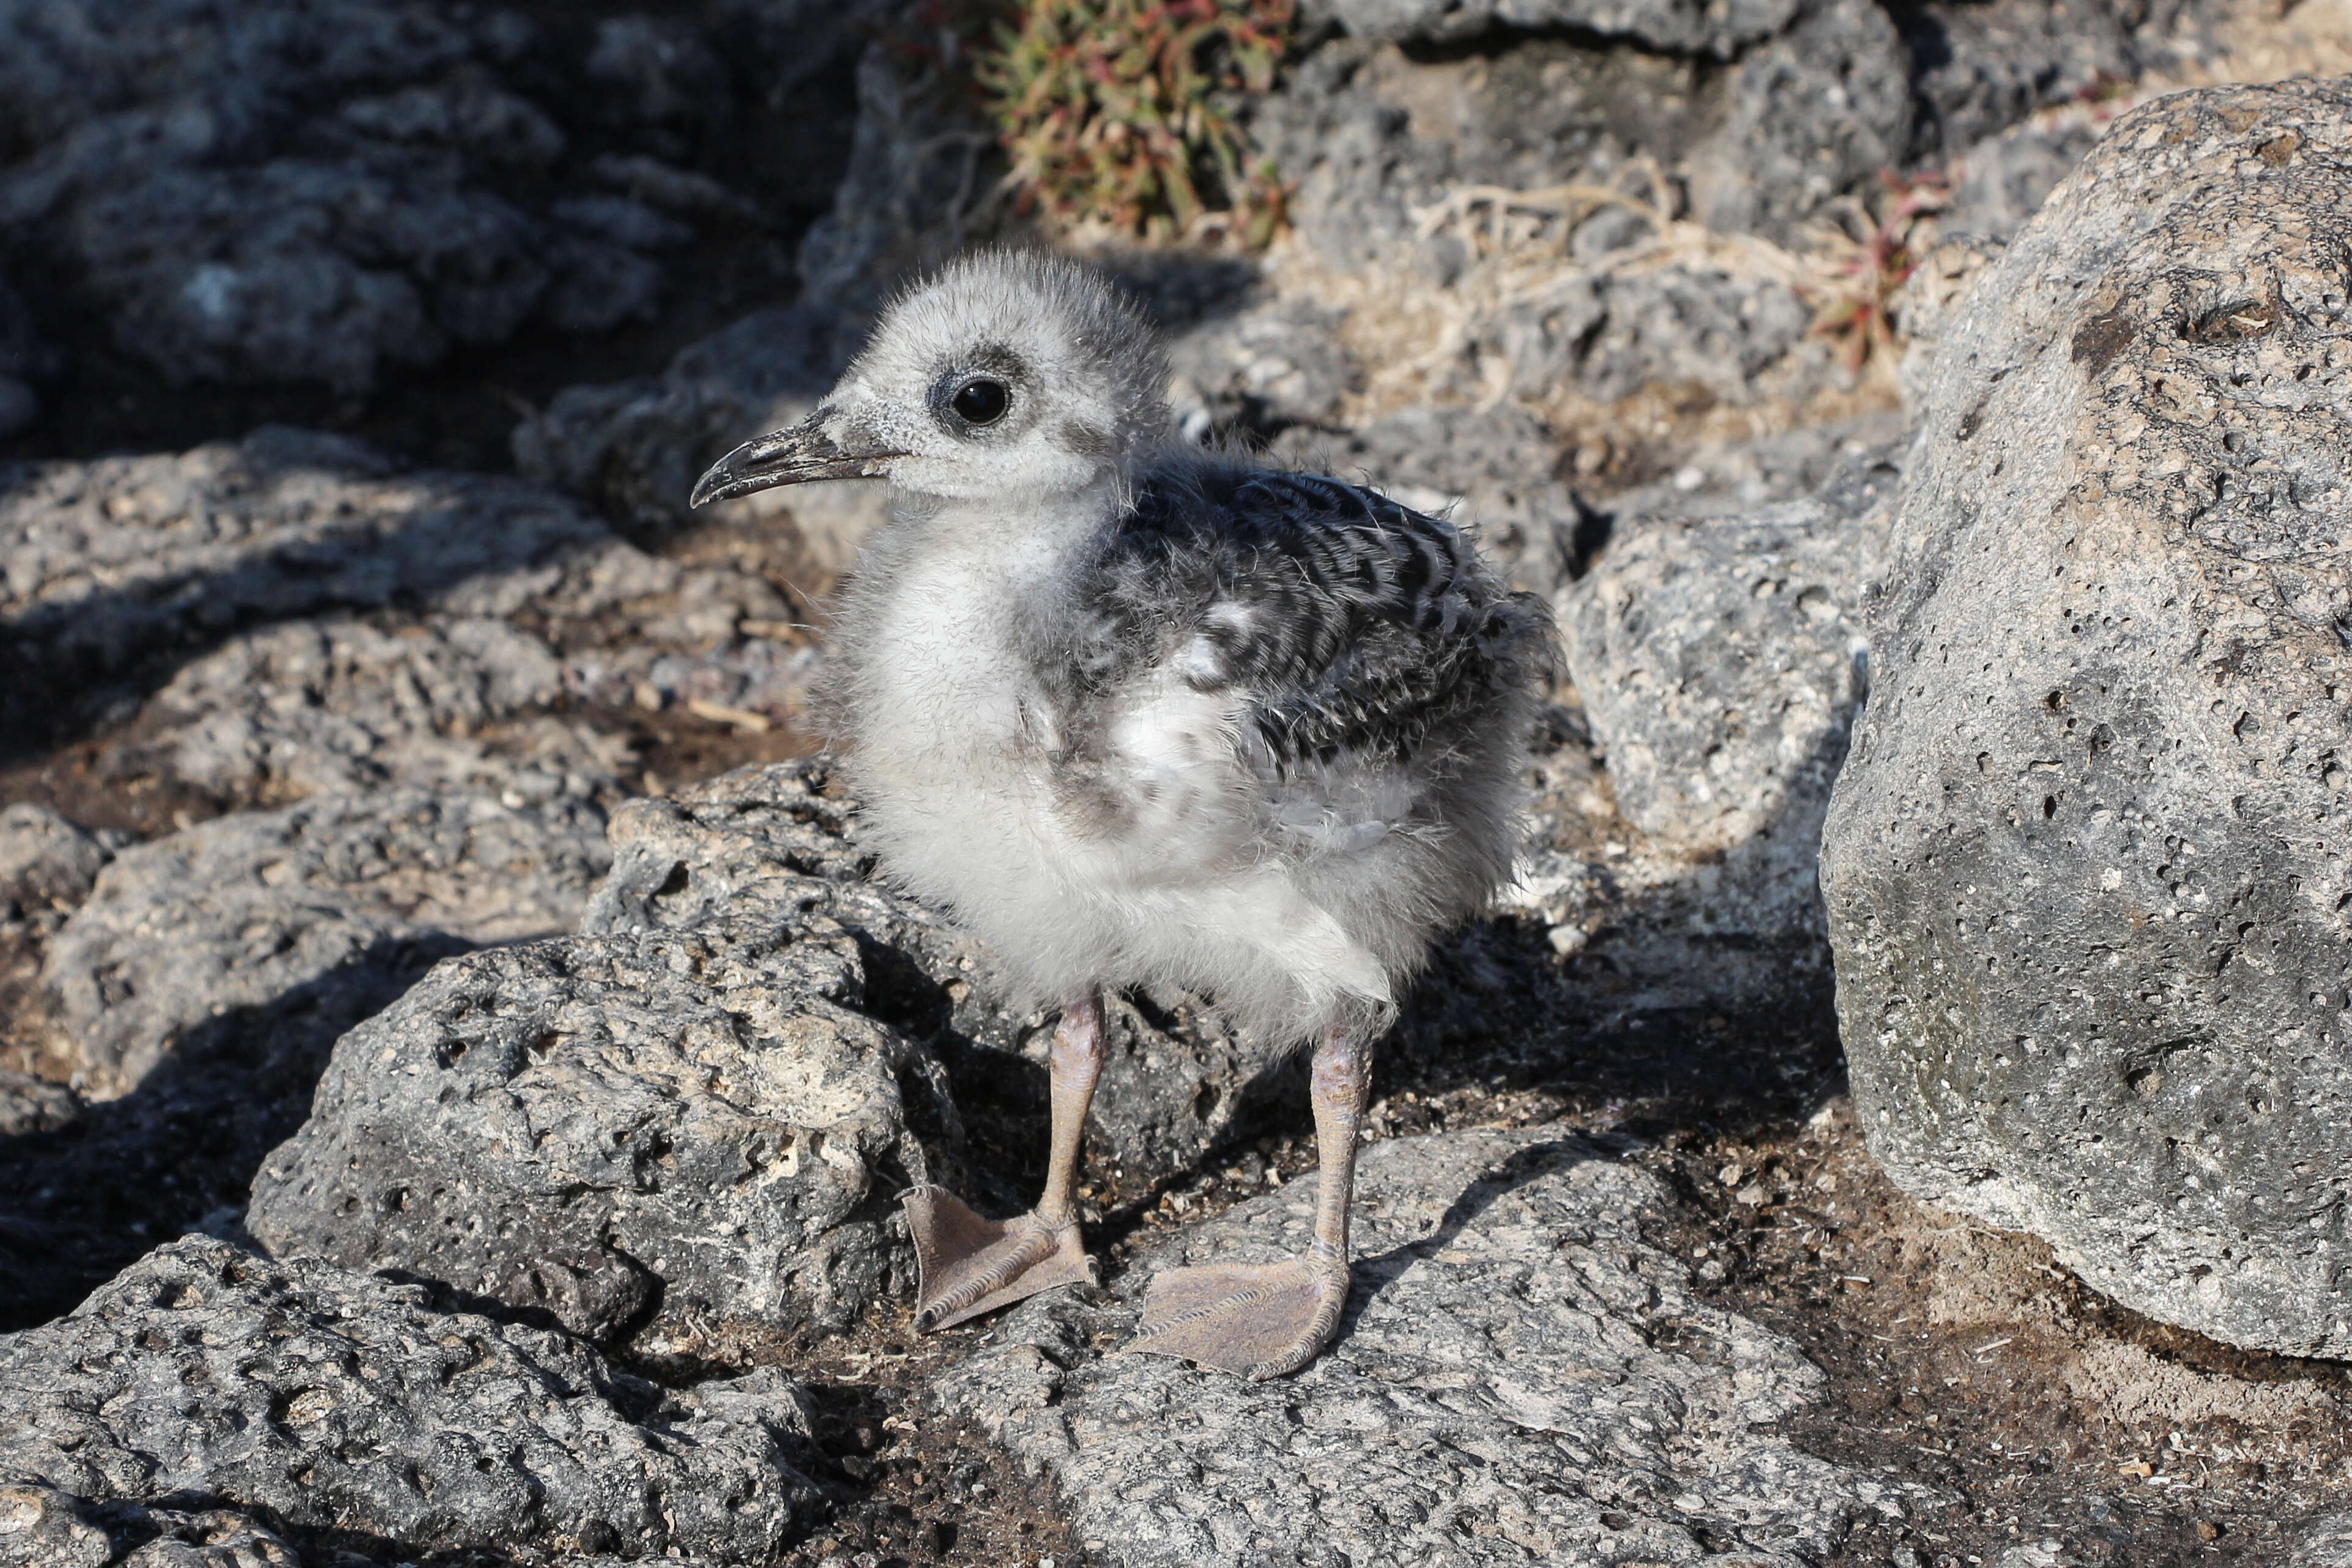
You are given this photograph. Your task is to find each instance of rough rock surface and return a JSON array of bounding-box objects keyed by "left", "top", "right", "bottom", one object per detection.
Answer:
[
  {"left": 1820, "top": 80, "right": 2352, "bottom": 1357},
  {"left": 1476, "top": 261, "right": 1822, "bottom": 411},
  {"left": 4, "top": 426, "right": 825, "bottom": 788},
  {"left": 247, "top": 913, "right": 951, "bottom": 1346},
  {"left": 582, "top": 762, "right": 1297, "bottom": 1194},
  {"left": 46, "top": 788, "right": 607, "bottom": 1095},
  {"left": 1897, "top": 0, "right": 2204, "bottom": 157},
  {"left": 0, "top": 1236, "right": 824, "bottom": 1561},
  {"left": 0, "top": 428, "right": 608, "bottom": 737},
  {"left": 1587, "top": 411, "right": 1911, "bottom": 530},
  {"left": 1684, "top": 0, "right": 1913, "bottom": 244},
  {"left": 2299, "top": 1514, "right": 2352, "bottom": 1568},
  {"left": 937, "top": 1127, "right": 1943, "bottom": 1567},
  {"left": 1526, "top": 444, "right": 1902, "bottom": 1014},
  {"left": 0, "top": 804, "right": 110, "bottom": 926},
  {"left": 0, "top": 1069, "right": 79, "bottom": 1138},
  {"left": 1565, "top": 447, "right": 1898, "bottom": 853},
  {"left": 0, "top": 0, "right": 863, "bottom": 394}
]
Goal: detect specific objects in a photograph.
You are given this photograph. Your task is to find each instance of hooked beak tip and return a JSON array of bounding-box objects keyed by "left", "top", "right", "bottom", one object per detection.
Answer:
[{"left": 687, "top": 415, "right": 902, "bottom": 509}]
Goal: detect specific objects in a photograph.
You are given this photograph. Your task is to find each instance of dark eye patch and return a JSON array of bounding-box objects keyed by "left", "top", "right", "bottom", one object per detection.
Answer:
[{"left": 952, "top": 377, "right": 1010, "bottom": 425}]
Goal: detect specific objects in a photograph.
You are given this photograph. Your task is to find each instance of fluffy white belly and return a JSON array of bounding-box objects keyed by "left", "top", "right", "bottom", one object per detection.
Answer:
[{"left": 846, "top": 536, "right": 1391, "bottom": 1035}]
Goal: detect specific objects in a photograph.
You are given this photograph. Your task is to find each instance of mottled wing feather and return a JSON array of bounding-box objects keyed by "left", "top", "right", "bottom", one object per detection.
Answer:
[{"left": 1092, "top": 465, "right": 1551, "bottom": 770}]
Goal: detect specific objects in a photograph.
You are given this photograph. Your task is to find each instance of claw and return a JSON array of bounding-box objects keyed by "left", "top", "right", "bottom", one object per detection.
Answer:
[
  {"left": 1125, "top": 1253, "right": 1350, "bottom": 1379},
  {"left": 905, "top": 1185, "right": 1092, "bottom": 1331}
]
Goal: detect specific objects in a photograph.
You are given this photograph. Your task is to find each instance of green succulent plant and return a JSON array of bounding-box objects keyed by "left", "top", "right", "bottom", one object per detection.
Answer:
[{"left": 973, "top": 0, "right": 1295, "bottom": 247}]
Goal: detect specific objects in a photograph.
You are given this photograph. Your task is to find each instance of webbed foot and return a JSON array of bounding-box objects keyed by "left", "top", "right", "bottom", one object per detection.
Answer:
[
  {"left": 905, "top": 1184, "right": 1092, "bottom": 1331},
  {"left": 1125, "top": 1250, "right": 1349, "bottom": 1380}
]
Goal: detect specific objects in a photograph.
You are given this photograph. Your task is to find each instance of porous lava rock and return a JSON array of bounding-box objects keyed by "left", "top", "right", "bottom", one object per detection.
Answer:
[
  {"left": 1531, "top": 444, "right": 1902, "bottom": 1013},
  {"left": 0, "top": 428, "right": 609, "bottom": 741},
  {"left": 936, "top": 1127, "right": 1945, "bottom": 1567},
  {"left": 0, "top": 1236, "right": 824, "bottom": 1561},
  {"left": 1820, "top": 79, "right": 2352, "bottom": 1357},
  {"left": 247, "top": 910, "right": 955, "bottom": 1346},
  {"left": 45, "top": 788, "right": 607, "bottom": 1096},
  {"left": 1565, "top": 448, "right": 1897, "bottom": 855}
]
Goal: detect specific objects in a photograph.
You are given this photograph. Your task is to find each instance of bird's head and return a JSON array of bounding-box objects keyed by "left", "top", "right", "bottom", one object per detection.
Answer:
[{"left": 690, "top": 250, "right": 1169, "bottom": 509}]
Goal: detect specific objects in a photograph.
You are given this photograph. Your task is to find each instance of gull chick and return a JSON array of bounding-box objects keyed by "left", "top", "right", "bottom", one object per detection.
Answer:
[{"left": 692, "top": 251, "right": 1553, "bottom": 1378}]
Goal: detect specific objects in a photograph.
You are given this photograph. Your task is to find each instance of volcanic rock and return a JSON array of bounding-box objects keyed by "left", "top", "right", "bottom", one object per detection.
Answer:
[
  {"left": 1820, "top": 78, "right": 2352, "bottom": 1358},
  {"left": 0, "top": 1236, "right": 824, "bottom": 1561},
  {"left": 936, "top": 1126, "right": 1946, "bottom": 1567}
]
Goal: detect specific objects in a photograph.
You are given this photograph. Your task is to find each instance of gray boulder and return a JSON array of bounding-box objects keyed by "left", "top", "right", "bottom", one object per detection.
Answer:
[
  {"left": 1820, "top": 79, "right": 2352, "bottom": 1358},
  {"left": 1565, "top": 451, "right": 1898, "bottom": 855},
  {"left": 1259, "top": 38, "right": 1726, "bottom": 272},
  {"left": 132, "top": 615, "right": 623, "bottom": 811},
  {"left": 1537, "top": 444, "right": 1902, "bottom": 1012},
  {"left": 0, "top": 1235, "right": 824, "bottom": 1561},
  {"left": 936, "top": 1127, "right": 1946, "bottom": 1567},
  {"left": 583, "top": 762, "right": 1298, "bottom": 1195},
  {"left": 1899, "top": 0, "right": 2204, "bottom": 157},
  {"left": 0, "top": 1, "right": 842, "bottom": 393},
  {"left": 1307, "top": 0, "right": 1800, "bottom": 56},
  {"left": 45, "top": 788, "right": 607, "bottom": 1096},
  {"left": 247, "top": 914, "right": 951, "bottom": 1347},
  {"left": 1478, "top": 262, "right": 1821, "bottom": 409}
]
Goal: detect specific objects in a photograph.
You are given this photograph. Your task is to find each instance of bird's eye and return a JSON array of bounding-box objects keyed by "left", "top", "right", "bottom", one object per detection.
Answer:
[{"left": 951, "top": 377, "right": 1010, "bottom": 426}]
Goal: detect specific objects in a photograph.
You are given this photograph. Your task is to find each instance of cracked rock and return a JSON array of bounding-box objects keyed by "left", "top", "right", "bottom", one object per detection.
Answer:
[
  {"left": 936, "top": 1127, "right": 1943, "bottom": 1567},
  {"left": 0, "top": 1236, "right": 824, "bottom": 1561},
  {"left": 1821, "top": 78, "right": 2352, "bottom": 1358}
]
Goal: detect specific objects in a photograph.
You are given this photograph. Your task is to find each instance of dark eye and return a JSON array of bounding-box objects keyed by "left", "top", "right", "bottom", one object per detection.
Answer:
[{"left": 951, "top": 377, "right": 1010, "bottom": 426}]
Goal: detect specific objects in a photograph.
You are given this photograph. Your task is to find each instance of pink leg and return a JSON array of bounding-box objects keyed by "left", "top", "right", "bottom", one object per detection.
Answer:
[
  {"left": 1125, "top": 1027, "right": 1369, "bottom": 1379},
  {"left": 905, "top": 990, "right": 1102, "bottom": 1330}
]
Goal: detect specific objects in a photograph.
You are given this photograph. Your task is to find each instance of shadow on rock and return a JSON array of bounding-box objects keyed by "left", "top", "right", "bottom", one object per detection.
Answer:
[
  {"left": 0, "top": 929, "right": 466, "bottom": 1328},
  {"left": 0, "top": 428, "right": 619, "bottom": 768}
]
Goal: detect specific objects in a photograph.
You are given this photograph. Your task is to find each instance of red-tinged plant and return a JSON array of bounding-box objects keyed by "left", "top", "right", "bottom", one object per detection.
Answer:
[{"left": 1807, "top": 168, "right": 1950, "bottom": 376}]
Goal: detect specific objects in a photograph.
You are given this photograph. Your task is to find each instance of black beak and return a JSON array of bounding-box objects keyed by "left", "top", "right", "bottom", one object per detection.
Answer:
[{"left": 688, "top": 412, "right": 904, "bottom": 508}]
